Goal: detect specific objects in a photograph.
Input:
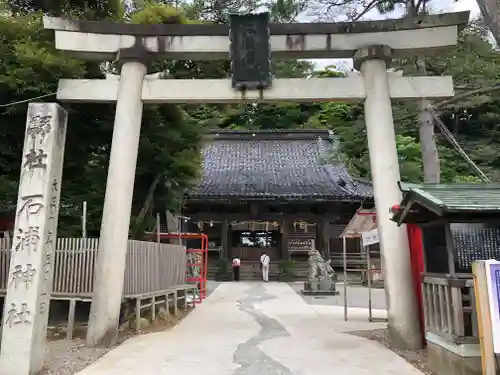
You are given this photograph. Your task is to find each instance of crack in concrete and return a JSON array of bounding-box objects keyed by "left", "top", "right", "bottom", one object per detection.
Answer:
[{"left": 232, "top": 283, "right": 293, "bottom": 375}]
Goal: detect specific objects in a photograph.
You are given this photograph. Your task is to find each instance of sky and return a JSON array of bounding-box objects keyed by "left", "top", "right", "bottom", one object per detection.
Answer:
[{"left": 298, "top": 0, "right": 481, "bottom": 70}]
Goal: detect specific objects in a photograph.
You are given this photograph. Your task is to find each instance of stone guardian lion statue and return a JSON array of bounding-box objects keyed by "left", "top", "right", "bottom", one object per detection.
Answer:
[{"left": 308, "top": 248, "right": 336, "bottom": 282}]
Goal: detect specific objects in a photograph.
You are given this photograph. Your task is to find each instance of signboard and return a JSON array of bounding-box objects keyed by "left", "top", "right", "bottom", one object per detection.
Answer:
[
  {"left": 229, "top": 12, "right": 271, "bottom": 90},
  {"left": 361, "top": 229, "right": 379, "bottom": 247},
  {"left": 288, "top": 238, "right": 314, "bottom": 252},
  {"left": 485, "top": 260, "right": 500, "bottom": 353},
  {"left": 340, "top": 209, "right": 376, "bottom": 239}
]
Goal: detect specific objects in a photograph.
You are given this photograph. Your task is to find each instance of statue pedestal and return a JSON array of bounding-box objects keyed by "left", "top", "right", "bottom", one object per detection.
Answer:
[{"left": 301, "top": 279, "right": 339, "bottom": 296}]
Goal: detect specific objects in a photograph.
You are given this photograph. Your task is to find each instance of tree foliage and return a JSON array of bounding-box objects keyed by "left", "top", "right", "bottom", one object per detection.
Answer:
[
  {"left": 0, "top": 4, "right": 203, "bottom": 237},
  {"left": 1, "top": 0, "right": 123, "bottom": 18}
]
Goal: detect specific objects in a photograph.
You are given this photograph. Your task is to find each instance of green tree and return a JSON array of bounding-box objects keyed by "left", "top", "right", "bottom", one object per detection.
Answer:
[
  {"left": 1, "top": 0, "right": 123, "bottom": 18},
  {"left": 394, "top": 29, "right": 500, "bottom": 182},
  {"left": 0, "top": 6, "right": 203, "bottom": 237}
]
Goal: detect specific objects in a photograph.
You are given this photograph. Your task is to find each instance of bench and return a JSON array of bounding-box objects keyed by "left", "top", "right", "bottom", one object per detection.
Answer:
[
  {"left": 55, "top": 284, "right": 199, "bottom": 338},
  {"left": 126, "top": 284, "right": 198, "bottom": 332}
]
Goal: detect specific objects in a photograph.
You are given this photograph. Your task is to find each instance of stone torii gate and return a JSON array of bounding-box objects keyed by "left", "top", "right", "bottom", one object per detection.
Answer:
[
  {"left": 48, "top": 11, "right": 468, "bottom": 347},
  {"left": 0, "top": 11, "right": 469, "bottom": 374}
]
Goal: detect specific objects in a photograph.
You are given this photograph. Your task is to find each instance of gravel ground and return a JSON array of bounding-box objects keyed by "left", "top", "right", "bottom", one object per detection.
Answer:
[
  {"left": 350, "top": 328, "right": 436, "bottom": 375},
  {"left": 40, "top": 339, "right": 110, "bottom": 375},
  {"left": 39, "top": 308, "right": 192, "bottom": 375}
]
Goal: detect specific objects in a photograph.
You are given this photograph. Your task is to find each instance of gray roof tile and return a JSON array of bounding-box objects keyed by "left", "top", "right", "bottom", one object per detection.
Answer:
[{"left": 188, "top": 130, "right": 372, "bottom": 200}]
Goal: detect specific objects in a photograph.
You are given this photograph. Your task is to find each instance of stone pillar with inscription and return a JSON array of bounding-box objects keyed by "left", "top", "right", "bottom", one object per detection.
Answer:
[{"left": 0, "top": 103, "right": 67, "bottom": 375}]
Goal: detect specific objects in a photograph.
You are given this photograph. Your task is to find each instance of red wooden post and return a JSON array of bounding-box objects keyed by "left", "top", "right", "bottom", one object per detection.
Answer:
[{"left": 407, "top": 224, "right": 426, "bottom": 345}]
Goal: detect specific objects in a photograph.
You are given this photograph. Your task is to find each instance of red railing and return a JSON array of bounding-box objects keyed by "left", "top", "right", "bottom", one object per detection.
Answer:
[{"left": 155, "top": 232, "right": 208, "bottom": 304}]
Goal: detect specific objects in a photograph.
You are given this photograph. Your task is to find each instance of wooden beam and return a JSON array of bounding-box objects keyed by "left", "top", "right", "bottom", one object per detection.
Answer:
[
  {"left": 444, "top": 223, "right": 456, "bottom": 277},
  {"left": 221, "top": 220, "right": 229, "bottom": 259},
  {"left": 189, "top": 213, "right": 340, "bottom": 222},
  {"left": 281, "top": 218, "right": 290, "bottom": 260},
  {"left": 57, "top": 76, "right": 454, "bottom": 103},
  {"left": 316, "top": 220, "right": 329, "bottom": 258},
  {"left": 322, "top": 219, "right": 331, "bottom": 260},
  {"left": 66, "top": 299, "right": 77, "bottom": 339}
]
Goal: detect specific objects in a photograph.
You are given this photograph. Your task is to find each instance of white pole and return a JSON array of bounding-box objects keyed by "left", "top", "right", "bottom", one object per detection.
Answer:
[
  {"left": 343, "top": 235, "right": 348, "bottom": 321},
  {"left": 82, "top": 201, "right": 87, "bottom": 238},
  {"left": 156, "top": 212, "right": 161, "bottom": 243},
  {"left": 355, "top": 45, "right": 421, "bottom": 348},
  {"left": 87, "top": 60, "right": 147, "bottom": 347},
  {"left": 367, "top": 244, "right": 372, "bottom": 322}
]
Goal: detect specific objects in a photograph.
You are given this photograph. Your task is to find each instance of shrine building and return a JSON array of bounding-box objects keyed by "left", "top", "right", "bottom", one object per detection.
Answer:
[{"left": 183, "top": 129, "right": 373, "bottom": 266}]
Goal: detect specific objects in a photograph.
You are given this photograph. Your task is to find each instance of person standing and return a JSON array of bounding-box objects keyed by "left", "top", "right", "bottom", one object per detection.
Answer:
[
  {"left": 260, "top": 252, "right": 270, "bottom": 282},
  {"left": 232, "top": 256, "right": 241, "bottom": 281}
]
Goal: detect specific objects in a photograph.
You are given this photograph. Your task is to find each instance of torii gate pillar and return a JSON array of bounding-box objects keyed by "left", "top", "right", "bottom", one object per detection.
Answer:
[
  {"left": 86, "top": 58, "right": 147, "bottom": 347},
  {"left": 354, "top": 45, "right": 420, "bottom": 349}
]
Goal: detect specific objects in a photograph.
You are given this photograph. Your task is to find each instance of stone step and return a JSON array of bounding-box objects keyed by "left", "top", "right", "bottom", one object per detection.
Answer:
[{"left": 206, "top": 260, "right": 310, "bottom": 281}]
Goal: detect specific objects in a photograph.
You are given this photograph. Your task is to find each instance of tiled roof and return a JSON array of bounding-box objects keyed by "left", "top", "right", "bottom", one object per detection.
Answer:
[
  {"left": 399, "top": 183, "right": 500, "bottom": 212},
  {"left": 188, "top": 130, "right": 372, "bottom": 201}
]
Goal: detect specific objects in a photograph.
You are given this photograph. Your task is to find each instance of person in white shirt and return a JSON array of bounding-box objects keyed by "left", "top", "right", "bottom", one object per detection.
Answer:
[
  {"left": 260, "top": 252, "right": 270, "bottom": 282},
  {"left": 232, "top": 256, "right": 241, "bottom": 281}
]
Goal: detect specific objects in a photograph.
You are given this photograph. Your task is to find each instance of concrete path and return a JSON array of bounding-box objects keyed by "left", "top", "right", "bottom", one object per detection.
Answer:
[{"left": 77, "top": 282, "right": 423, "bottom": 375}]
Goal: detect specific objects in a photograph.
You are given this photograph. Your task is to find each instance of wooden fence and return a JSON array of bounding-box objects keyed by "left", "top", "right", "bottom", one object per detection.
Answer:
[
  {"left": 0, "top": 238, "right": 186, "bottom": 298},
  {"left": 421, "top": 274, "right": 478, "bottom": 344}
]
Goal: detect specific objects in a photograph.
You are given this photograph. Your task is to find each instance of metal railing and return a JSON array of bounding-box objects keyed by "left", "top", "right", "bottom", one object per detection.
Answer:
[
  {"left": 0, "top": 238, "right": 186, "bottom": 298},
  {"left": 421, "top": 274, "right": 478, "bottom": 344}
]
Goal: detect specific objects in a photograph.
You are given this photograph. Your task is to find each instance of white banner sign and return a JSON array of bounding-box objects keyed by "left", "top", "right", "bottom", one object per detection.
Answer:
[{"left": 361, "top": 229, "right": 379, "bottom": 247}]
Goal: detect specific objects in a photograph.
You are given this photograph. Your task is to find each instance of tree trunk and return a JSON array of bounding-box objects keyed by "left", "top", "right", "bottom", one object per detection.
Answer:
[
  {"left": 136, "top": 173, "right": 162, "bottom": 223},
  {"left": 416, "top": 56, "right": 441, "bottom": 183},
  {"left": 476, "top": 0, "right": 500, "bottom": 46},
  {"left": 131, "top": 173, "right": 162, "bottom": 239},
  {"left": 402, "top": 3, "right": 440, "bottom": 183}
]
